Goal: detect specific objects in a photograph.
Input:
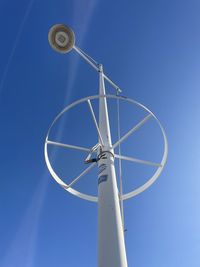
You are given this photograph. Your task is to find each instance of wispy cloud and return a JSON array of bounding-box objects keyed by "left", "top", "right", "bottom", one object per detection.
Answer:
[
  {"left": 0, "top": 0, "right": 35, "bottom": 94},
  {"left": 63, "top": 0, "right": 98, "bottom": 103},
  {"left": 1, "top": 173, "right": 49, "bottom": 267},
  {"left": 1, "top": 1, "right": 99, "bottom": 266},
  {"left": 54, "top": 0, "right": 99, "bottom": 141}
]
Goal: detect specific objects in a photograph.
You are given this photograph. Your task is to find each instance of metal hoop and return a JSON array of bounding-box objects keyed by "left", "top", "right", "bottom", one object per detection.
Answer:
[{"left": 44, "top": 95, "right": 168, "bottom": 202}]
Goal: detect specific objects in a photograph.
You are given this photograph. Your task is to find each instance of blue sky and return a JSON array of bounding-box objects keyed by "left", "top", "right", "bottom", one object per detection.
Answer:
[{"left": 0, "top": 0, "right": 200, "bottom": 266}]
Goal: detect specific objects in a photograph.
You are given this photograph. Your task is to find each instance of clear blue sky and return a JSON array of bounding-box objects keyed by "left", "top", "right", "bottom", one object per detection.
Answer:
[{"left": 0, "top": 0, "right": 200, "bottom": 266}]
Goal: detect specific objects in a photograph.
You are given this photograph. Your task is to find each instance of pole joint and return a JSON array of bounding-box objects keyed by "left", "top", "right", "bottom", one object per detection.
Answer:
[
  {"left": 98, "top": 64, "right": 103, "bottom": 73},
  {"left": 97, "top": 150, "right": 115, "bottom": 161}
]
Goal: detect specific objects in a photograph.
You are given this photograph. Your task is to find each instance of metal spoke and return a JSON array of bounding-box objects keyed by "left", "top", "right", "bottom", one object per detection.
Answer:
[
  {"left": 115, "top": 154, "right": 162, "bottom": 167},
  {"left": 46, "top": 140, "right": 90, "bottom": 152},
  {"left": 65, "top": 162, "right": 96, "bottom": 189},
  {"left": 113, "top": 114, "right": 152, "bottom": 149},
  {"left": 87, "top": 99, "right": 104, "bottom": 147}
]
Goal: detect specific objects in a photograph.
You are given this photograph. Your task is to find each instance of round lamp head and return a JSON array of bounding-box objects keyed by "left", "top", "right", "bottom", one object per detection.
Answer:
[{"left": 48, "top": 24, "right": 75, "bottom": 53}]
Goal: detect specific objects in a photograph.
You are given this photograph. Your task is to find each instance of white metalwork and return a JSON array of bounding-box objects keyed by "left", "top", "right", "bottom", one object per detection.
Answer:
[
  {"left": 87, "top": 99, "right": 104, "bottom": 147},
  {"left": 116, "top": 91, "right": 125, "bottom": 228},
  {"left": 44, "top": 94, "right": 168, "bottom": 201},
  {"left": 74, "top": 45, "right": 122, "bottom": 93},
  {"left": 112, "top": 114, "right": 152, "bottom": 149},
  {"left": 114, "top": 154, "right": 162, "bottom": 167},
  {"left": 46, "top": 24, "right": 168, "bottom": 267},
  {"left": 47, "top": 140, "right": 90, "bottom": 152}
]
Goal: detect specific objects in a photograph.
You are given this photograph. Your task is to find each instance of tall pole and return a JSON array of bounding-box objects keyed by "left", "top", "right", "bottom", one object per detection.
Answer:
[
  {"left": 47, "top": 24, "right": 168, "bottom": 267},
  {"left": 97, "top": 64, "right": 128, "bottom": 267}
]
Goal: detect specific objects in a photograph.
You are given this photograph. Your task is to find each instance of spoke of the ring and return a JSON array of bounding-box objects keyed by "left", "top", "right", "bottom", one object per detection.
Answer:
[
  {"left": 113, "top": 114, "right": 152, "bottom": 149},
  {"left": 46, "top": 140, "right": 90, "bottom": 152},
  {"left": 65, "top": 162, "right": 96, "bottom": 189},
  {"left": 87, "top": 99, "right": 104, "bottom": 147},
  {"left": 114, "top": 154, "right": 162, "bottom": 167}
]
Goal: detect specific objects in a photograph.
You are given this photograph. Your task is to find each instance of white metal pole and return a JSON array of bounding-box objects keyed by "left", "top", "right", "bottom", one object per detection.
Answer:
[{"left": 97, "top": 64, "right": 128, "bottom": 267}]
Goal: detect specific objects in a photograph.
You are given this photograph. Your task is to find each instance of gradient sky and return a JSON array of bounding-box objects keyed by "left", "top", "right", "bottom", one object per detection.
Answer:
[{"left": 0, "top": 0, "right": 200, "bottom": 266}]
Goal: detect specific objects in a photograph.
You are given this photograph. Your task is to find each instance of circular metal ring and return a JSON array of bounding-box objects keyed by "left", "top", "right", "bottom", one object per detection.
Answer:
[{"left": 44, "top": 95, "right": 168, "bottom": 202}]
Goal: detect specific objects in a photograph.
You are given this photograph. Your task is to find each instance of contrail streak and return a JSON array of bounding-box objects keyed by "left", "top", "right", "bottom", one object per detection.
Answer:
[
  {"left": 0, "top": 0, "right": 35, "bottom": 95},
  {"left": 1, "top": 173, "right": 49, "bottom": 267},
  {"left": 1, "top": 2, "right": 99, "bottom": 266},
  {"left": 55, "top": 0, "right": 98, "bottom": 141}
]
